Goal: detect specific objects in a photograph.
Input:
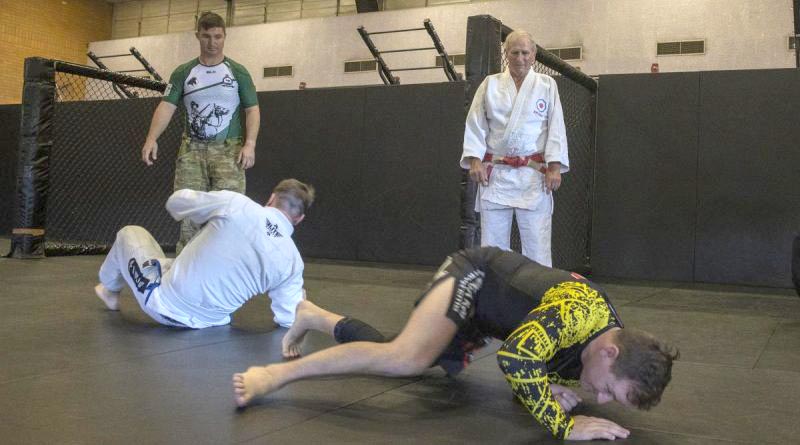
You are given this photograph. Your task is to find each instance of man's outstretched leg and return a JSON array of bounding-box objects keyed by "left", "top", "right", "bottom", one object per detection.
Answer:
[{"left": 233, "top": 277, "right": 459, "bottom": 407}]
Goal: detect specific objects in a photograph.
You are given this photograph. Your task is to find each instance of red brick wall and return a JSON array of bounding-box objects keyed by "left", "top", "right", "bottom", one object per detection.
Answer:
[{"left": 0, "top": 0, "right": 112, "bottom": 104}]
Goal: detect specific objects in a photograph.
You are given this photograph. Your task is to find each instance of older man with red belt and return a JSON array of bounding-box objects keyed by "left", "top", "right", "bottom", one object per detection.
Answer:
[{"left": 461, "top": 30, "right": 569, "bottom": 266}]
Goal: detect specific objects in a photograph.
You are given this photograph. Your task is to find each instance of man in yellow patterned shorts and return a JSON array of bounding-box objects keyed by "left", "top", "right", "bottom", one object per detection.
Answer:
[{"left": 232, "top": 247, "right": 679, "bottom": 441}]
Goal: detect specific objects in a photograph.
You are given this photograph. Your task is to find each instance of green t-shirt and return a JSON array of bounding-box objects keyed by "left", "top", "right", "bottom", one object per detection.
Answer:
[{"left": 163, "top": 57, "right": 258, "bottom": 141}]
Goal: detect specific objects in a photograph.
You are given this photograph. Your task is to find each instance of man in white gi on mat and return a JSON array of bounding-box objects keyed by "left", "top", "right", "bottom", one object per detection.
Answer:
[
  {"left": 461, "top": 30, "right": 569, "bottom": 266},
  {"left": 93, "top": 179, "right": 314, "bottom": 329}
]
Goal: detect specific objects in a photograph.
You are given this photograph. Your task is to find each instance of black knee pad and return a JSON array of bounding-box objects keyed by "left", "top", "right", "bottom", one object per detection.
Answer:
[{"left": 333, "top": 317, "right": 387, "bottom": 344}]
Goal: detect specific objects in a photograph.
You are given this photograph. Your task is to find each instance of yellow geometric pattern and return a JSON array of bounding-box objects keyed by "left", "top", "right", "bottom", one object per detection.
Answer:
[{"left": 496, "top": 282, "right": 613, "bottom": 439}]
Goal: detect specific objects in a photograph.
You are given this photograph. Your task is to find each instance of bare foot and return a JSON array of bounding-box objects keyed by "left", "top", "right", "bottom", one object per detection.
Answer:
[
  {"left": 232, "top": 366, "right": 281, "bottom": 407},
  {"left": 94, "top": 284, "right": 120, "bottom": 311},
  {"left": 281, "top": 300, "right": 318, "bottom": 358}
]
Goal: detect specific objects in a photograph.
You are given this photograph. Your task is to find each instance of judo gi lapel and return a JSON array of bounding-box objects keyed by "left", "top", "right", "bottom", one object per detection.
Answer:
[{"left": 499, "top": 67, "right": 537, "bottom": 150}]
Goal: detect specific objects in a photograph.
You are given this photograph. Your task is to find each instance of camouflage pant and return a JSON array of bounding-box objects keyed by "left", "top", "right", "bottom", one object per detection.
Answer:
[{"left": 174, "top": 137, "right": 245, "bottom": 253}]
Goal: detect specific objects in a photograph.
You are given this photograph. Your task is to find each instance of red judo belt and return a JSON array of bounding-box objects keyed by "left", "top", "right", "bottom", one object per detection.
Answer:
[{"left": 483, "top": 153, "right": 546, "bottom": 179}]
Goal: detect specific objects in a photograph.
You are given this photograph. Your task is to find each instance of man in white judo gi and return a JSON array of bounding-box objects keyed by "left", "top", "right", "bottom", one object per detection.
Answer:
[
  {"left": 93, "top": 179, "right": 314, "bottom": 329},
  {"left": 461, "top": 30, "right": 569, "bottom": 266}
]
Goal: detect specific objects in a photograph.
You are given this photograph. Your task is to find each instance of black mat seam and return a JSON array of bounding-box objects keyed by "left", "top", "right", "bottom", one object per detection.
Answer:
[
  {"left": 752, "top": 322, "right": 780, "bottom": 370},
  {"left": 304, "top": 275, "right": 429, "bottom": 288},
  {"left": 673, "top": 360, "right": 799, "bottom": 373},
  {"left": 631, "top": 426, "right": 774, "bottom": 444},
  {"left": 621, "top": 287, "right": 672, "bottom": 305},
  {"left": 0, "top": 337, "right": 252, "bottom": 386},
  {"left": 621, "top": 303, "right": 800, "bottom": 321},
  {"left": 236, "top": 376, "right": 425, "bottom": 444}
]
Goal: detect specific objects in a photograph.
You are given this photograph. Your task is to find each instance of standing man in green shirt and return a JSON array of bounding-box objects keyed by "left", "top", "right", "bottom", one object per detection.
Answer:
[{"left": 141, "top": 11, "right": 260, "bottom": 253}]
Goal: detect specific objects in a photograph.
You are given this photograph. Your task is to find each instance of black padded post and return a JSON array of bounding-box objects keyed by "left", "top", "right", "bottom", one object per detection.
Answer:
[
  {"left": 464, "top": 15, "right": 503, "bottom": 106},
  {"left": 794, "top": 0, "right": 800, "bottom": 67},
  {"left": 0, "top": 105, "right": 20, "bottom": 237},
  {"left": 9, "top": 57, "right": 55, "bottom": 258},
  {"left": 356, "top": 0, "right": 379, "bottom": 13},
  {"left": 460, "top": 15, "right": 505, "bottom": 249}
]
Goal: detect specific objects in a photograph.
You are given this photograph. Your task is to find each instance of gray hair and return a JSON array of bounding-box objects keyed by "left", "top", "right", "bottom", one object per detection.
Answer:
[{"left": 504, "top": 30, "right": 537, "bottom": 53}]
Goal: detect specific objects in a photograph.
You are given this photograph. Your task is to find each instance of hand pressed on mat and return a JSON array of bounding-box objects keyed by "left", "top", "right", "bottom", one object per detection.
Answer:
[{"left": 568, "top": 415, "right": 630, "bottom": 441}]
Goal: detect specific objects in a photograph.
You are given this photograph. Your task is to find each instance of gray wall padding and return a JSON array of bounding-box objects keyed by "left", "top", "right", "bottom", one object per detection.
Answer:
[{"left": 594, "top": 69, "right": 800, "bottom": 288}]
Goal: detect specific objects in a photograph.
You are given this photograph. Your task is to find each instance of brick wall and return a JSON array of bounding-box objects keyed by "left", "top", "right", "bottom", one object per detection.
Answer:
[{"left": 0, "top": 0, "right": 112, "bottom": 104}]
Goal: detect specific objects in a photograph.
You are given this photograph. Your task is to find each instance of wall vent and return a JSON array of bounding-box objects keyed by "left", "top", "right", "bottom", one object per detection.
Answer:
[
  {"left": 344, "top": 60, "right": 377, "bottom": 73},
  {"left": 435, "top": 54, "right": 466, "bottom": 67},
  {"left": 547, "top": 46, "right": 582, "bottom": 61},
  {"left": 263, "top": 65, "right": 293, "bottom": 78},
  {"left": 657, "top": 40, "right": 705, "bottom": 55}
]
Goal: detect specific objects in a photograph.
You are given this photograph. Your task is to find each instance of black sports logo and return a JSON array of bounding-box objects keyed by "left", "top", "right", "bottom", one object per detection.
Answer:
[{"left": 128, "top": 258, "right": 150, "bottom": 293}]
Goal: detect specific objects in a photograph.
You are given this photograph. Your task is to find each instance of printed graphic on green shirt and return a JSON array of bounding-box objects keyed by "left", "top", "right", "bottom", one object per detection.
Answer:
[
  {"left": 163, "top": 57, "right": 257, "bottom": 142},
  {"left": 183, "top": 65, "right": 239, "bottom": 140}
]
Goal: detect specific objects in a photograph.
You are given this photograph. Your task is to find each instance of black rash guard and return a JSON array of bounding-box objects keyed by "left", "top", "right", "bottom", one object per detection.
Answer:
[{"left": 443, "top": 247, "right": 623, "bottom": 438}]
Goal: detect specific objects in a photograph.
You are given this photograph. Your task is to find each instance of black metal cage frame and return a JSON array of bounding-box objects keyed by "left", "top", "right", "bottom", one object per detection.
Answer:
[{"left": 9, "top": 58, "right": 167, "bottom": 258}]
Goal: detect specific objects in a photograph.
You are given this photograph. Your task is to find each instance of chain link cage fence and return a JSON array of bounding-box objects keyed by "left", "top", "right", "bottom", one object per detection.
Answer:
[
  {"left": 463, "top": 16, "right": 597, "bottom": 272},
  {"left": 10, "top": 59, "right": 182, "bottom": 257},
  {"left": 520, "top": 49, "right": 595, "bottom": 272},
  {"left": 49, "top": 67, "right": 183, "bottom": 254}
]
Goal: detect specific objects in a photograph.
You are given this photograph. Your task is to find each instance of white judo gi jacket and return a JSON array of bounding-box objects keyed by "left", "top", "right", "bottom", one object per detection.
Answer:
[
  {"left": 461, "top": 68, "right": 569, "bottom": 210},
  {"left": 152, "top": 189, "right": 305, "bottom": 328}
]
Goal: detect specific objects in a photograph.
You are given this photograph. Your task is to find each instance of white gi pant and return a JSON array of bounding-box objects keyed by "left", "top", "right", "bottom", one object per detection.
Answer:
[
  {"left": 98, "top": 225, "right": 184, "bottom": 327},
  {"left": 479, "top": 196, "right": 553, "bottom": 267}
]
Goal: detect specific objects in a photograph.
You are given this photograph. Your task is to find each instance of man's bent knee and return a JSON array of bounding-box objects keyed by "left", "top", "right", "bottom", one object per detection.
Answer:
[
  {"left": 379, "top": 342, "right": 436, "bottom": 376},
  {"left": 117, "top": 225, "right": 147, "bottom": 239}
]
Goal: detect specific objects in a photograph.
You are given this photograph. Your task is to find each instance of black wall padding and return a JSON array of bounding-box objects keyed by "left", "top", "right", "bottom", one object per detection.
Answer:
[
  {"left": 248, "top": 83, "right": 466, "bottom": 265},
  {"left": 26, "top": 82, "right": 465, "bottom": 264},
  {"left": 0, "top": 104, "right": 20, "bottom": 236},
  {"left": 359, "top": 83, "right": 465, "bottom": 264},
  {"left": 47, "top": 98, "right": 182, "bottom": 248},
  {"left": 594, "top": 70, "right": 800, "bottom": 288},
  {"left": 246, "top": 88, "right": 364, "bottom": 260},
  {"left": 695, "top": 69, "right": 800, "bottom": 287},
  {"left": 593, "top": 73, "right": 700, "bottom": 282}
]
